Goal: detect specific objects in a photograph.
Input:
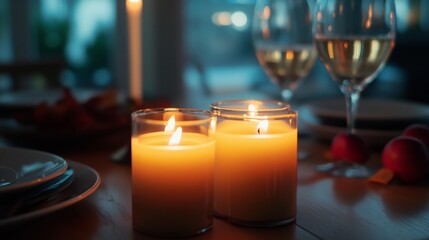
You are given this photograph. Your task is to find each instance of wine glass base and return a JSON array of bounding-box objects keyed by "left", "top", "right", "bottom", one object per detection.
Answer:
[
  {"left": 315, "top": 161, "right": 373, "bottom": 178},
  {"left": 331, "top": 164, "right": 372, "bottom": 178}
]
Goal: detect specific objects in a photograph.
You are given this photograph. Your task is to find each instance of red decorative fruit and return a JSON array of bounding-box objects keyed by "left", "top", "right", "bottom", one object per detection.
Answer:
[
  {"left": 402, "top": 124, "right": 429, "bottom": 149},
  {"left": 382, "top": 136, "right": 429, "bottom": 183},
  {"left": 330, "top": 133, "right": 370, "bottom": 164}
]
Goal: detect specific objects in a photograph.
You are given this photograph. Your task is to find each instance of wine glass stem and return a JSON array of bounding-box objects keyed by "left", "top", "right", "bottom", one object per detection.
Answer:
[{"left": 344, "top": 91, "right": 360, "bottom": 134}]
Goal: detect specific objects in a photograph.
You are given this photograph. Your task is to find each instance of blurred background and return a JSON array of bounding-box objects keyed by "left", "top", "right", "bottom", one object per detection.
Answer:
[{"left": 0, "top": 0, "right": 428, "bottom": 109}]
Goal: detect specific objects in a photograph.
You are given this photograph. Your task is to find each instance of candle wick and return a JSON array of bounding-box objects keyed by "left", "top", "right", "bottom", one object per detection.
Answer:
[{"left": 257, "top": 120, "right": 268, "bottom": 135}]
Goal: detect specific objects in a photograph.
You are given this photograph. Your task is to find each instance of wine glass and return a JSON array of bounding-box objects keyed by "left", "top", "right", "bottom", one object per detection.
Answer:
[
  {"left": 313, "top": 0, "right": 396, "bottom": 177},
  {"left": 252, "top": 0, "right": 317, "bottom": 103}
]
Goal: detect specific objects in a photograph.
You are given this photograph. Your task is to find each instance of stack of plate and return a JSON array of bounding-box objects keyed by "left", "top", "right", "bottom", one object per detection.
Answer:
[
  {"left": 0, "top": 147, "right": 100, "bottom": 226},
  {"left": 300, "top": 98, "right": 429, "bottom": 147}
]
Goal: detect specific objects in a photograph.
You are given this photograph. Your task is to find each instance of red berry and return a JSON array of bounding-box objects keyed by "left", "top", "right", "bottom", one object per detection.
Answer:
[
  {"left": 382, "top": 136, "right": 429, "bottom": 183},
  {"left": 330, "top": 133, "right": 370, "bottom": 164},
  {"left": 402, "top": 124, "right": 429, "bottom": 150}
]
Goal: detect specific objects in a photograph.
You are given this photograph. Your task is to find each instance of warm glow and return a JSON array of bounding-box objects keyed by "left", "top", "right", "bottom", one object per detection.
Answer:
[
  {"left": 261, "top": 7, "right": 271, "bottom": 39},
  {"left": 248, "top": 104, "right": 257, "bottom": 117},
  {"left": 165, "top": 116, "right": 176, "bottom": 132},
  {"left": 365, "top": 4, "right": 373, "bottom": 29},
  {"left": 368, "top": 40, "right": 380, "bottom": 62},
  {"left": 263, "top": 6, "right": 271, "bottom": 20},
  {"left": 211, "top": 11, "right": 247, "bottom": 28},
  {"left": 248, "top": 104, "right": 257, "bottom": 112},
  {"left": 327, "top": 40, "right": 334, "bottom": 59},
  {"left": 169, "top": 127, "right": 182, "bottom": 145},
  {"left": 257, "top": 120, "right": 269, "bottom": 135},
  {"left": 165, "top": 115, "right": 182, "bottom": 145},
  {"left": 352, "top": 40, "right": 362, "bottom": 61},
  {"left": 210, "top": 118, "right": 217, "bottom": 133},
  {"left": 126, "top": 0, "right": 143, "bottom": 13},
  {"left": 286, "top": 50, "right": 294, "bottom": 61},
  {"left": 126, "top": 0, "right": 143, "bottom": 103},
  {"left": 212, "top": 12, "right": 232, "bottom": 26}
]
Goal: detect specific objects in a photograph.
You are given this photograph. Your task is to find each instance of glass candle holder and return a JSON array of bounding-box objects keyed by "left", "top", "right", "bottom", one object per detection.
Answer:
[
  {"left": 131, "top": 108, "right": 215, "bottom": 237},
  {"left": 211, "top": 100, "right": 297, "bottom": 227}
]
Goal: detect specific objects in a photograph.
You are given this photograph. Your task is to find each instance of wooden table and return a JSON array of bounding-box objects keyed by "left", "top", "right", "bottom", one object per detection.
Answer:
[{"left": 1, "top": 130, "right": 429, "bottom": 240}]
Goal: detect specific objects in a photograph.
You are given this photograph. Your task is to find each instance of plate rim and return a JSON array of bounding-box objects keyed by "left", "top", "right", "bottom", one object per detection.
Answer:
[
  {"left": 304, "top": 98, "right": 429, "bottom": 121},
  {"left": 0, "top": 160, "right": 100, "bottom": 227},
  {"left": 0, "top": 147, "right": 68, "bottom": 194},
  {"left": 301, "top": 117, "right": 401, "bottom": 146}
]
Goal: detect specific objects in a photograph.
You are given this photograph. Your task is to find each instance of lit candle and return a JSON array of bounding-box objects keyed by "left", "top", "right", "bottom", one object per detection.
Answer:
[
  {"left": 211, "top": 100, "right": 297, "bottom": 226},
  {"left": 126, "top": 0, "right": 143, "bottom": 104},
  {"left": 131, "top": 109, "right": 215, "bottom": 237}
]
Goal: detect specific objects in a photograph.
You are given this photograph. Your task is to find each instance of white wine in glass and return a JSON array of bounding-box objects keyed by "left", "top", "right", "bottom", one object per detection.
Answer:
[
  {"left": 253, "top": 0, "right": 317, "bottom": 102},
  {"left": 314, "top": 36, "right": 394, "bottom": 88},
  {"left": 313, "top": 0, "right": 396, "bottom": 178}
]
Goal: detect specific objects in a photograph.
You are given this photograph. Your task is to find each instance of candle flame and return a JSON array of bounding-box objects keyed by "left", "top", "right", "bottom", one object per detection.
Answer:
[
  {"left": 257, "top": 120, "right": 269, "bottom": 135},
  {"left": 165, "top": 116, "right": 175, "bottom": 132},
  {"left": 169, "top": 127, "right": 182, "bottom": 145},
  {"left": 248, "top": 104, "right": 257, "bottom": 117}
]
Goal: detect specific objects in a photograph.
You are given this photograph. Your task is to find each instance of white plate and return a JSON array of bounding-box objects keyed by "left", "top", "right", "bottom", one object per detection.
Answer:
[
  {"left": 0, "top": 147, "right": 68, "bottom": 194},
  {"left": 0, "top": 160, "right": 100, "bottom": 227},
  {"left": 305, "top": 98, "right": 429, "bottom": 122}
]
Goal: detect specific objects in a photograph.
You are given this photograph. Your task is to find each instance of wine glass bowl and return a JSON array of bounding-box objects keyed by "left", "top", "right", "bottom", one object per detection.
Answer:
[
  {"left": 315, "top": 37, "right": 394, "bottom": 91},
  {"left": 313, "top": 0, "right": 396, "bottom": 178},
  {"left": 252, "top": 0, "right": 317, "bottom": 102}
]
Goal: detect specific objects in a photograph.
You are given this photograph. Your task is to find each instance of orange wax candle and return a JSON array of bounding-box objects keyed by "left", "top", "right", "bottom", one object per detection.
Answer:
[
  {"left": 214, "top": 119, "right": 297, "bottom": 225},
  {"left": 132, "top": 132, "right": 215, "bottom": 237}
]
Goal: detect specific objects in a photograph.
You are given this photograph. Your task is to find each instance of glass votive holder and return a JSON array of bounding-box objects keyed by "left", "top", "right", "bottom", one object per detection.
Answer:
[
  {"left": 131, "top": 108, "right": 215, "bottom": 237},
  {"left": 211, "top": 100, "right": 298, "bottom": 227}
]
